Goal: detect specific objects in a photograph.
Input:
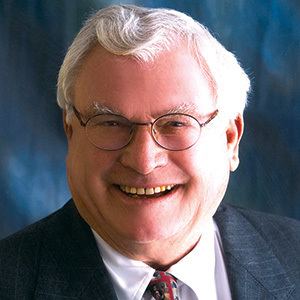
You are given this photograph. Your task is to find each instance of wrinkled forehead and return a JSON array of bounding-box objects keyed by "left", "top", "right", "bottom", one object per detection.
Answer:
[{"left": 74, "top": 45, "right": 216, "bottom": 119}]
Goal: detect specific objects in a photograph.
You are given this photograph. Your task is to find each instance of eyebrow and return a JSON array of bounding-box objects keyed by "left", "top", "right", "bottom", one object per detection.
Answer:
[
  {"left": 164, "top": 103, "right": 218, "bottom": 120},
  {"left": 84, "top": 102, "right": 206, "bottom": 119},
  {"left": 84, "top": 102, "right": 121, "bottom": 118},
  {"left": 164, "top": 103, "right": 199, "bottom": 115}
]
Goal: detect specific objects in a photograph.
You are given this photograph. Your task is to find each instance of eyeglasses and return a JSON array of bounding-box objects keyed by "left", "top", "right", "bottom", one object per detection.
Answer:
[{"left": 71, "top": 106, "right": 219, "bottom": 151}]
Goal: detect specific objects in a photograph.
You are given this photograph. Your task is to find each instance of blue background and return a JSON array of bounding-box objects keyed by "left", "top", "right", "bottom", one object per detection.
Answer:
[{"left": 0, "top": 0, "right": 299, "bottom": 238}]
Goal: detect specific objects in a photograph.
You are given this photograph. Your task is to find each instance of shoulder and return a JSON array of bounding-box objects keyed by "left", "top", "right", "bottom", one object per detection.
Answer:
[
  {"left": 0, "top": 201, "right": 76, "bottom": 297},
  {"left": 221, "top": 203, "right": 300, "bottom": 239},
  {"left": 215, "top": 204, "right": 300, "bottom": 297},
  {"left": 0, "top": 200, "right": 75, "bottom": 248},
  {"left": 215, "top": 203, "right": 300, "bottom": 269},
  {"left": 0, "top": 200, "right": 109, "bottom": 299}
]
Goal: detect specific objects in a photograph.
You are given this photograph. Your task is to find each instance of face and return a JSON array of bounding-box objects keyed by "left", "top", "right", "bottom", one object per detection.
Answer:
[{"left": 65, "top": 46, "right": 242, "bottom": 256}]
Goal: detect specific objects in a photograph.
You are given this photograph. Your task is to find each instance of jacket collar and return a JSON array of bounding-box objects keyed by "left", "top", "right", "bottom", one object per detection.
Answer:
[
  {"left": 34, "top": 200, "right": 118, "bottom": 299},
  {"left": 214, "top": 204, "right": 295, "bottom": 299}
]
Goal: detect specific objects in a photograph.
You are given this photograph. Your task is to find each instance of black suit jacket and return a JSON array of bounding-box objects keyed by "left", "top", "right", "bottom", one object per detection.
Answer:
[{"left": 0, "top": 200, "right": 299, "bottom": 299}]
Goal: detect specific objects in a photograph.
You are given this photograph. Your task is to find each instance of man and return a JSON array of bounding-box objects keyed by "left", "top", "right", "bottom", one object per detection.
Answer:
[{"left": 0, "top": 4, "right": 299, "bottom": 300}]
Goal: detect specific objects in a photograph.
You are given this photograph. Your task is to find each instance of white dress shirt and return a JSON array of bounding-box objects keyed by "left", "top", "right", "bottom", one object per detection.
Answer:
[{"left": 92, "top": 219, "right": 231, "bottom": 300}]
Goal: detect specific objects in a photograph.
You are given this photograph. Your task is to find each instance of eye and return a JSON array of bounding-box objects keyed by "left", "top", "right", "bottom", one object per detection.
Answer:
[
  {"left": 158, "top": 119, "right": 189, "bottom": 128},
  {"left": 88, "top": 115, "right": 131, "bottom": 128},
  {"left": 165, "top": 121, "right": 186, "bottom": 127},
  {"left": 100, "top": 120, "right": 121, "bottom": 127},
  {"left": 90, "top": 119, "right": 122, "bottom": 128}
]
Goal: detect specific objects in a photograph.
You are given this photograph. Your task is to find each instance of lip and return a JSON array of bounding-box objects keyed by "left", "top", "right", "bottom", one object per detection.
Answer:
[
  {"left": 119, "top": 184, "right": 176, "bottom": 195},
  {"left": 110, "top": 184, "right": 182, "bottom": 205}
]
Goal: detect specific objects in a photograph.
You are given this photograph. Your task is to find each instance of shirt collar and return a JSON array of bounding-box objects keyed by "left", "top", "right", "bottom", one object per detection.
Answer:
[
  {"left": 169, "top": 218, "right": 217, "bottom": 298},
  {"left": 92, "top": 229, "right": 154, "bottom": 300},
  {"left": 92, "top": 218, "right": 217, "bottom": 300}
]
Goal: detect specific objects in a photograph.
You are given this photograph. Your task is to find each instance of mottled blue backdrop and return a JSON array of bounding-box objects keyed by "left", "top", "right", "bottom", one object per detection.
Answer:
[{"left": 0, "top": 0, "right": 299, "bottom": 238}]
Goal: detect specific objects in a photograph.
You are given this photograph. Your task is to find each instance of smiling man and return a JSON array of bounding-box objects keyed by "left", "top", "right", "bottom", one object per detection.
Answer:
[{"left": 1, "top": 4, "right": 300, "bottom": 300}]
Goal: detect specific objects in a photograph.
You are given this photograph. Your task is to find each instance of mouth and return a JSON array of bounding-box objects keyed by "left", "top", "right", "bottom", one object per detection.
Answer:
[{"left": 117, "top": 184, "right": 178, "bottom": 198}]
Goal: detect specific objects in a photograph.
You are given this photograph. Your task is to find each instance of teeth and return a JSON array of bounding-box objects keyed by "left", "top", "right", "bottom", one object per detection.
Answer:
[
  {"left": 146, "top": 188, "right": 154, "bottom": 195},
  {"left": 154, "top": 187, "right": 161, "bottom": 193},
  {"left": 130, "top": 187, "right": 137, "bottom": 194},
  {"left": 120, "top": 184, "right": 175, "bottom": 195},
  {"left": 137, "top": 188, "right": 145, "bottom": 195}
]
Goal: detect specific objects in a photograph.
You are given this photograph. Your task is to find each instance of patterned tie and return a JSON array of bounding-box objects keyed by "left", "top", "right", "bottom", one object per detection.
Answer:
[{"left": 147, "top": 271, "right": 179, "bottom": 300}]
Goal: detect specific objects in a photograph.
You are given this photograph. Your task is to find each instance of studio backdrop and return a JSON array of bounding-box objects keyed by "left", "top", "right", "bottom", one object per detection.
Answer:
[{"left": 0, "top": 0, "right": 299, "bottom": 238}]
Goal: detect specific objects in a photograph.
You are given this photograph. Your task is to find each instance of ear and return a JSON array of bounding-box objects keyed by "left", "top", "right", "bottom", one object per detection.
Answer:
[
  {"left": 226, "top": 113, "right": 244, "bottom": 172},
  {"left": 63, "top": 111, "right": 73, "bottom": 139}
]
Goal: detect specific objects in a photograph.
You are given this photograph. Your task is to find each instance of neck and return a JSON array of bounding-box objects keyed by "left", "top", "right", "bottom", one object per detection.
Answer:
[{"left": 93, "top": 217, "right": 209, "bottom": 270}]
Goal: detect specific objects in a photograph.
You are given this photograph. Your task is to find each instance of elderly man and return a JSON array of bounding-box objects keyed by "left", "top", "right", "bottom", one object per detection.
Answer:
[{"left": 1, "top": 4, "right": 299, "bottom": 300}]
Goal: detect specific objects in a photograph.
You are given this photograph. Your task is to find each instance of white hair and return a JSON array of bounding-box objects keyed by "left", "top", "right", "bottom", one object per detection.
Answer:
[{"left": 57, "top": 4, "right": 250, "bottom": 121}]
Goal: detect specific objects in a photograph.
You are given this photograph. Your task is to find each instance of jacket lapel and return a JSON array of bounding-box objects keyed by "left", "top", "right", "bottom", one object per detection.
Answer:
[
  {"left": 34, "top": 200, "right": 118, "bottom": 299},
  {"left": 214, "top": 205, "right": 295, "bottom": 300}
]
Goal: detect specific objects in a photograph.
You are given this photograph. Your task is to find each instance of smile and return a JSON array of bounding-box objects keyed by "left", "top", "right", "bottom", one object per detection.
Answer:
[{"left": 119, "top": 184, "right": 176, "bottom": 197}]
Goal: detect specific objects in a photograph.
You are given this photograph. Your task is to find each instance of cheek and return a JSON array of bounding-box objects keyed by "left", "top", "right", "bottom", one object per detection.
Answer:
[
  {"left": 179, "top": 135, "right": 229, "bottom": 176},
  {"left": 66, "top": 134, "right": 117, "bottom": 190},
  {"left": 177, "top": 135, "right": 230, "bottom": 201}
]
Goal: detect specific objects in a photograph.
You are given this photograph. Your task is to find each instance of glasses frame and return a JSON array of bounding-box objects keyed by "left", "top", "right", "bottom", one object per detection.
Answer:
[{"left": 71, "top": 105, "right": 219, "bottom": 151}]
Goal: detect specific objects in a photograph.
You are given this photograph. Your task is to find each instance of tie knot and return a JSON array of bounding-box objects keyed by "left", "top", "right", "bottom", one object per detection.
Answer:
[{"left": 147, "top": 271, "right": 179, "bottom": 300}]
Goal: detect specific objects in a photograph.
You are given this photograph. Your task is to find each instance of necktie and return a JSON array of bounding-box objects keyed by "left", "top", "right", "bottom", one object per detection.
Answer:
[{"left": 147, "top": 271, "right": 179, "bottom": 300}]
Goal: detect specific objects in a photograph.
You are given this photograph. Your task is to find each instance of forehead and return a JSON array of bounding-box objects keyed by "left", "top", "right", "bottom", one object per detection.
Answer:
[{"left": 74, "top": 46, "right": 215, "bottom": 118}]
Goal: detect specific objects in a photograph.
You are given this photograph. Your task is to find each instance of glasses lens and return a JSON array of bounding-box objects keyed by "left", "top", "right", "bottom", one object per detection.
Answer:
[
  {"left": 153, "top": 114, "right": 200, "bottom": 150},
  {"left": 86, "top": 114, "right": 132, "bottom": 150}
]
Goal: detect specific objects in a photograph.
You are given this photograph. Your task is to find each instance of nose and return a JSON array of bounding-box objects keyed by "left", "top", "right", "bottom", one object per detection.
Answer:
[{"left": 118, "top": 125, "right": 168, "bottom": 175}]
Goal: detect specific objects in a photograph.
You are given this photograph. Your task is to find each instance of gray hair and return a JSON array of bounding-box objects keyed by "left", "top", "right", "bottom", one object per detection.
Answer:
[{"left": 57, "top": 4, "right": 250, "bottom": 121}]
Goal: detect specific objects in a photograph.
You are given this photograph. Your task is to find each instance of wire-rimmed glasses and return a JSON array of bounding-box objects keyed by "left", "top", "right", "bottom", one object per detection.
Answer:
[{"left": 71, "top": 106, "right": 219, "bottom": 151}]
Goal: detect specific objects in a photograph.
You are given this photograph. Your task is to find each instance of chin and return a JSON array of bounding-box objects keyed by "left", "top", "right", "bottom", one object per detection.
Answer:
[{"left": 118, "top": 211, "right": 194, "bottom": 245}]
